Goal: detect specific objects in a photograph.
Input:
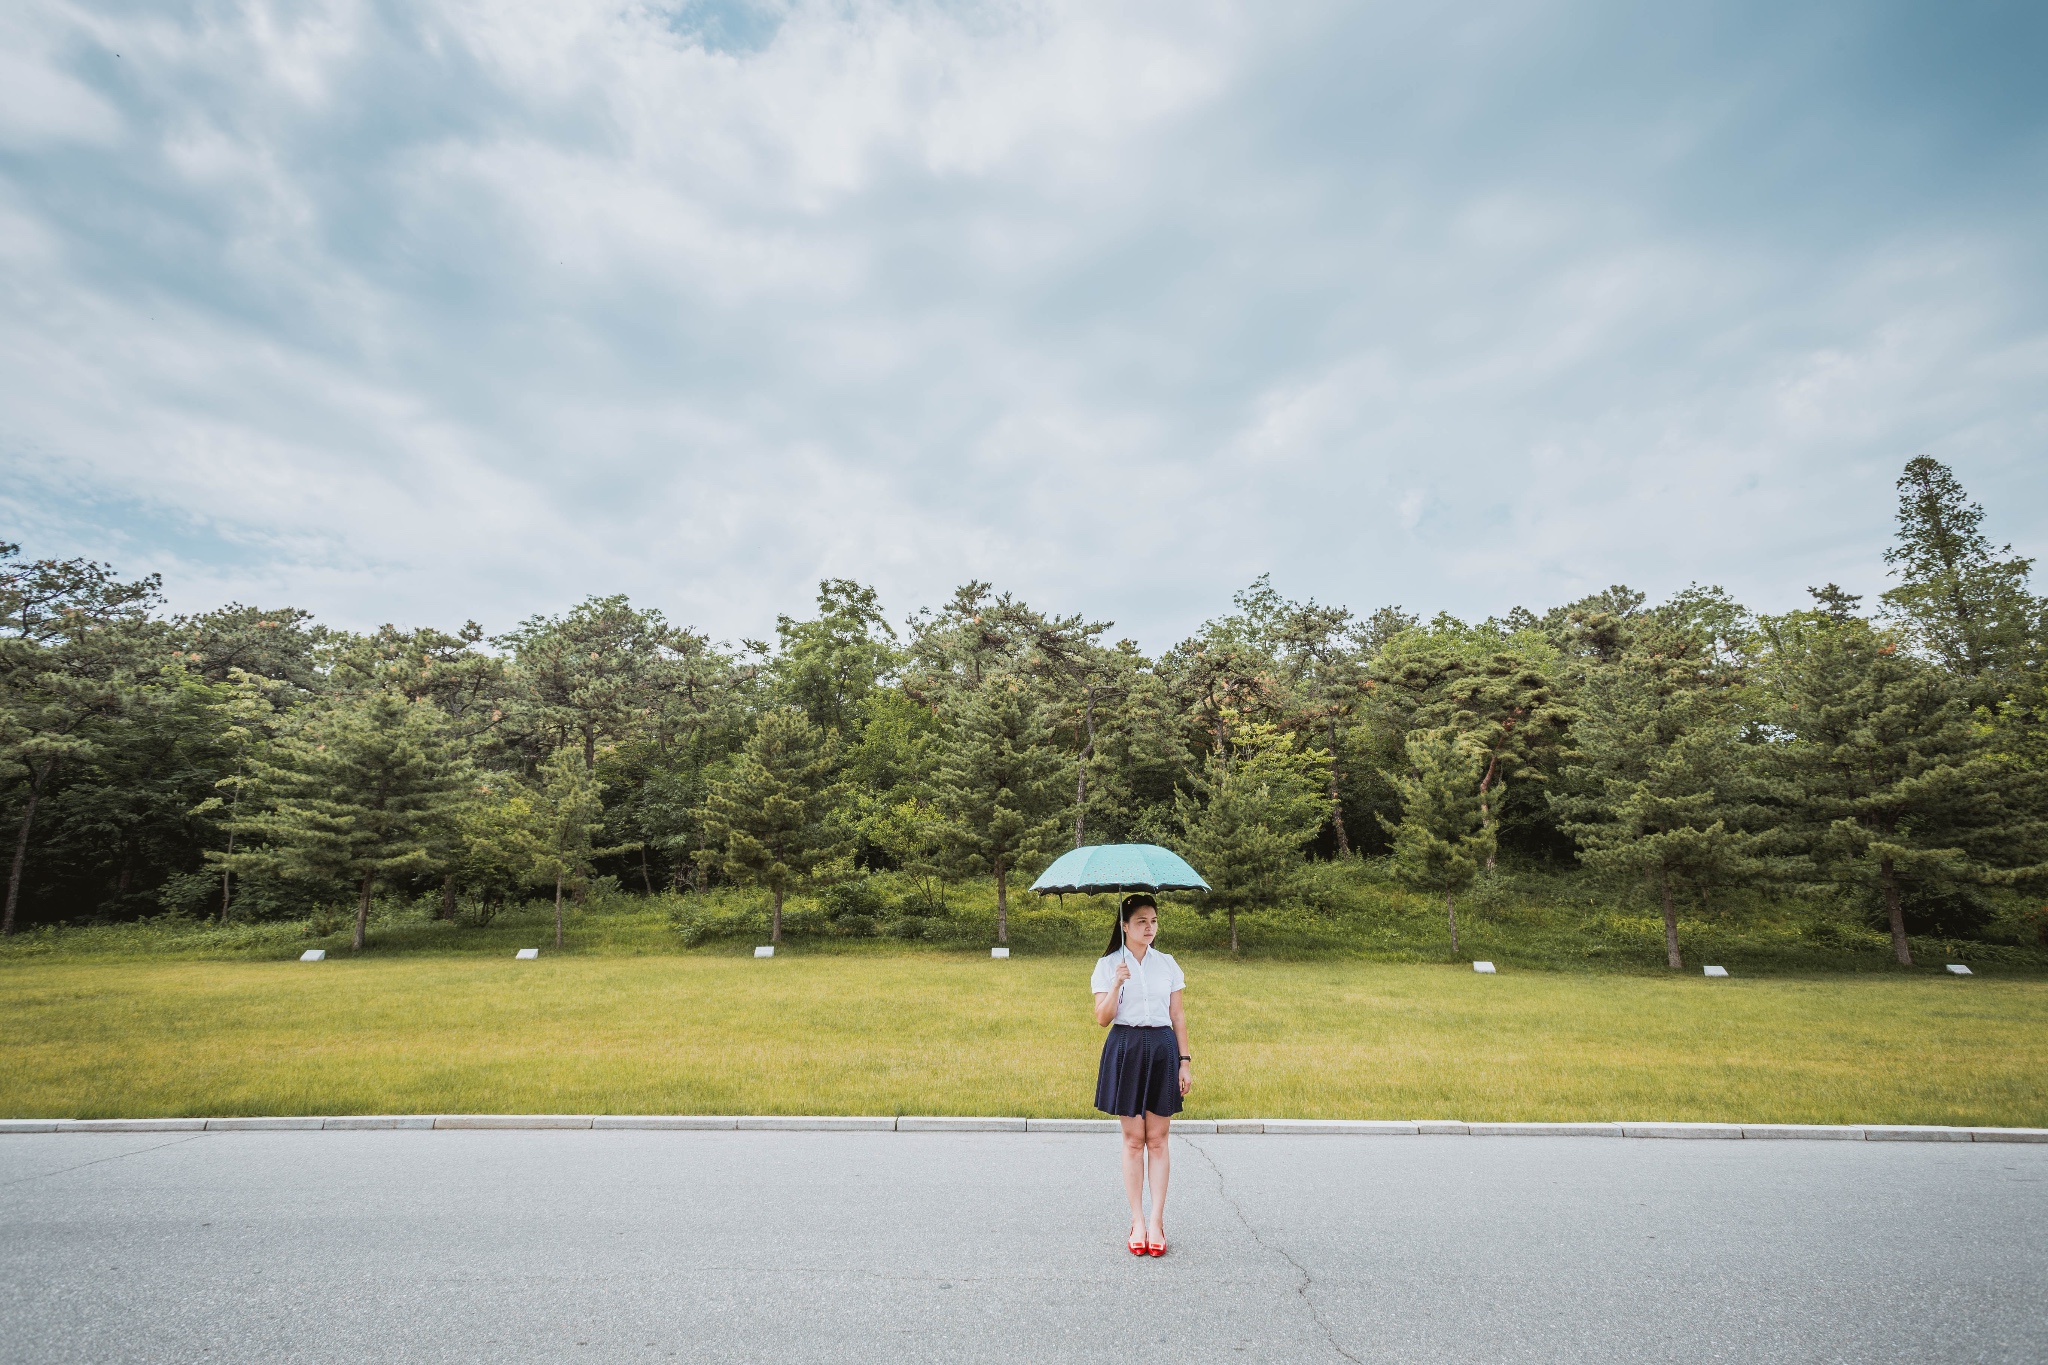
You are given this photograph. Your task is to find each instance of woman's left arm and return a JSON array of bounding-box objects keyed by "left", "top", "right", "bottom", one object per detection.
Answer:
[{"left": 1169, "top": 990, "right": 1191, "bottom": 1096}]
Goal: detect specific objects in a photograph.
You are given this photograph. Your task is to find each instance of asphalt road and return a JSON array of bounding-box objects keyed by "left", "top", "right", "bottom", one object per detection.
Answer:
[{"left": 1, "top": 1130, "right": 2042, "bottom": 1365}]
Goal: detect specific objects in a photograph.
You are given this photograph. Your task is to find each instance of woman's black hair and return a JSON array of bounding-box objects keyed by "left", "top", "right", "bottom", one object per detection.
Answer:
[{"left": 1105, "top": 893, "right": 1158, "bottom": 956}]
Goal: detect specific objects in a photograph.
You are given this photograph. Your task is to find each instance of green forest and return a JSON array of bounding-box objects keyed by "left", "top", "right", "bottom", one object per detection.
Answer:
[{"left": 4, "top": 456, "right": 2044, "bottom": 969}]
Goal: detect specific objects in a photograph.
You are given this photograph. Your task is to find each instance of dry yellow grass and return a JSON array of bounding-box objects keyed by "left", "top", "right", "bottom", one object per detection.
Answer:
[{"left": 2, "top": 954, "right": 2043, "bottom": 1125}]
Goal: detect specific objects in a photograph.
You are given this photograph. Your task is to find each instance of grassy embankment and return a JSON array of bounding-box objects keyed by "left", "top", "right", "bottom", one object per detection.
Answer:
[
  {"left": 3, "top": 953, "right": 2043, "bottom": 1126},
  {"left": 5, "top": 863, "right": 2043, "bottom": 972},
  {"left": 5, "top": 867, "right": 2041, "bottom": 1123}
]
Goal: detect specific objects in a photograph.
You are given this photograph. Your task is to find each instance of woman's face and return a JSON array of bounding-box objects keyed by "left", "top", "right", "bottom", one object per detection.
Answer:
[{"left": 1124, "top": 905, "right": 1159, "bottom": 949}]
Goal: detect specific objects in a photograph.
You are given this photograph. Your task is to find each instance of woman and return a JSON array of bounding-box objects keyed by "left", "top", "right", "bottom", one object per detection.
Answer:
[{"left": 1091, "top": 893, "right": 1192, "bottom": 1258}]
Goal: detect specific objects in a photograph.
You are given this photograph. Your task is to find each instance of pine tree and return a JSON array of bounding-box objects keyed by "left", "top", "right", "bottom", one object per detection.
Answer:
[
  {"left": 450, "top": 775, "right": 545, "bottom": 923},
  {"left": 1272, "top": 601, "right": 1369, "bottom": 857},
  {"left": 1881, "top": 456, "right": 2042, "bottom": 687},
  {"left": 531, "top": 746, "right": 606, "bottom": 948},
  {"left": 771, "top": 579, "right": 899, "bottom": 734},
  {"left": 933, "top": 677, "right": 1066, "bottom": 945},
  {"left": 1768, "top": 597, "right": 2039, "bottom": 966},
  {"left": 1175, "top": 716, "right": 1332, "bottom": 952},
  {"left": 1020, "top": 610, "right": 1118, "bottom": 849},
  {"left": 1369, "top": 623, "right": 1573, "bottom": 868},
  {"left": 1553, "top": 622, "right": 1768, "bottom": 968},
  {"left": 0, "top": 546, "right": 162, "bottom": 934},
  {"left": 1380, "top": 727, "right": 1494, "bottom": 956},
  {"left": 222, "top": 692, "right": 472, "bottom": 951},
  {"left": 700, "top": 707, "right": 841, "bottom": 942},
  {"left": 496, "top": 595, "right": 697, "bottom": 770}
]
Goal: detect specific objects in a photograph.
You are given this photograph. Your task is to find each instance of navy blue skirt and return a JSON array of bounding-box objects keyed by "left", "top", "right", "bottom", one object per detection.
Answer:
[{"left": 1095, "top": 1025, "right": 1183, "bottom": 1118}]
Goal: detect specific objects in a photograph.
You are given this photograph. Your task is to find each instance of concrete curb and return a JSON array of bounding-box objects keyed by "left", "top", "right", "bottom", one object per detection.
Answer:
[
  {"left": 1, "top": 1116, "right": 2043, "bottom": 1141},
  {"left": 435, "top": 1115, "right": 592, "bottom": 1130}
]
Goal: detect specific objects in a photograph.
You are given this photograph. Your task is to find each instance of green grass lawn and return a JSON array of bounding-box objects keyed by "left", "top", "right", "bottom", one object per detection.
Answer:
[{"left": 4, "top": 953, "right": 2043, "bottom": 1126}]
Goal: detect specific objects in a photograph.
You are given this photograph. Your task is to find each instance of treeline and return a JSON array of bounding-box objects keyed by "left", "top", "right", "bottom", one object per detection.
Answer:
[{"left": 3, "top": 457, "right": 2043, "bottom": 964}]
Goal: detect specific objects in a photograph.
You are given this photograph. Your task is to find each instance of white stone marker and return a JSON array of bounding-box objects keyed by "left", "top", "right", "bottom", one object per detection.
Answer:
[
  {"left": 1704, "top": 965, "right": 1729, "bottom": 977},
  {"left": 991, "top": 947, "right": 1010, "bottom": 959},
  {"left": 1947, "top": 964, "right": 1973, "bottom": 975},
  {"left": 754, "top": 946, "right": 775, "bottom": 958},
  {"left": 1472, "top": 961, "right": 1496, "bottom": 974},
  {"left": 514, "top": 948, "right": 539, "bottom": 960},
  {"left": 299, "top": 949, "right": 325, "bottom": 962}
]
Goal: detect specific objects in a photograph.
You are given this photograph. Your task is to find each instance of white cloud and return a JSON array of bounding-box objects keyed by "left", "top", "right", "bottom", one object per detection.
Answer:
[
  {"left": 0, "top": 10, "right": 123, "bottom": 148},
  {"left": 0, "top": 0, "right": 2043, "bottom": 647}
]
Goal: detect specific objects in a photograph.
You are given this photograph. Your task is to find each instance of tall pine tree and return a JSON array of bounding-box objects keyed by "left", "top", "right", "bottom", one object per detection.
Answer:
[
  {"left": 531, "top": 745, "right": 607, "bottom": 949},
  {"left": 1174, "top": 716, "right": 1332, "bottom": 952},
  {"left": 223, "top": 692, "right": 472, "bottom": 951},
  {"left": 1272, "top": 600, "right": 1369, "bottom": 857},
  {"left": 1768, "top": 596, "right": 2034, "bottom": 965},
  {"left": 700, "top": 707, "right": 841, "bottom": 943},
  {"left": 1881, "top": 457, "right": 2041, "bottom": 688},
  {"left": 1, "top": 546, "right": 163, "bottom": 934},
  {"left": 1380, "top": 727, "right": 1494, "bottom": 956},
  {"left": 1554, "top": 621, "right": 1768, "bottom": 968},
  {"left": 1369, "top": 623, "right": 1573, "bottom": 868},
  {"left": 934, "top": 677, "right": 1065, "bottom": 945}
]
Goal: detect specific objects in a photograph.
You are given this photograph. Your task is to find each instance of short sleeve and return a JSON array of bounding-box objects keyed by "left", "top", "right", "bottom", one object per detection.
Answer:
[
  {"left": 1166, "top": 955, "right": 1186, "bottom": 993},
  {"left": 1090, "top": 956, "right": 1116, "bottom": 993}
]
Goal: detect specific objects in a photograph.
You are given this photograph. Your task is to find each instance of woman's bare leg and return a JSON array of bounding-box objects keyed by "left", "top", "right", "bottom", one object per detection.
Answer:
[
  {"left": 1119, "top": 1117, "right": 1148, "bottom": 1240},
  {"left": 1144, "top": 1113, "right": 1171, "bottom": 1241}
]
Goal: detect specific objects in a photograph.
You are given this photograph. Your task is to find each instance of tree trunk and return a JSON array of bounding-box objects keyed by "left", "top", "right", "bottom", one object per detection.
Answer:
[
  {"left": 1446, "top": 893, "right": 1459, "bottom": 956},
  {"left": 3, "top": 759, "right": 54, "bottom": 936},
  {"left": 1229, "top": 906, "right": 1239, "bottom": 954},
  {"left": 353, "top": 871, "right": 375, "bottom": 951},
  {"left": 1659, "top": 869, "right": 1682, "bottom": 969},
  {"left": 995, "top": 858, "right": 1008, "bottom": 944},
  {"left": 555, "top": 872, "right": 565, "bottom": 949},
  {"left": 1477, "top": 757, "right": 1500, "bottom": 873},
  {"left": 640, "top": 846, "right": 654, "bottom": 895},
  {"left": 357, "top": 772, "right": 391, "bottom": 951},
  {"left": 441, "top": 873, "right": 457, "bottom": 922},
  {"left": 1073, "top": 688, "right": 1097, "bottom": 849},
  {"left": 582, "top": 729, "right": 596, "bottom": 772},
  {"left": 771, "top": 885, "right": 783, "bottom": 943},
  {"left": 1325, "top": 715, "right": 1350, "bottom": 857},
  {"left": 1881, "top": 856, "right": 1912, "bottom": 966},
  {"left": 220, "top": 789, "right": 239, "bottom": 923}
]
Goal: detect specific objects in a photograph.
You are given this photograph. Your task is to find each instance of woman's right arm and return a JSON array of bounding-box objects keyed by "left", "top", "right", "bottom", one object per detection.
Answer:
[{"left": 1093, "top": 962, "right": 1130, "bottom": 1027}]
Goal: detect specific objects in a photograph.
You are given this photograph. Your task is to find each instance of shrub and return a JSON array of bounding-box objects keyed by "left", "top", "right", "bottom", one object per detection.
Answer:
[
  {"left": 1864, "top": 883, "right": 1995, "bottom": 940},
  {"left": 821, "top": 879, "right": 885, "bottom": 937}
]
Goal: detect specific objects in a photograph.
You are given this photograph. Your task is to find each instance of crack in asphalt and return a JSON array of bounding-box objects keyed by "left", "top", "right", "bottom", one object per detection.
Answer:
[
  {"left": 1183, "top": 1135, "right": 1365, "bottom": 1365},
  {"left": 0, "top": 1134, "right": 206, "bottom": 1189}
]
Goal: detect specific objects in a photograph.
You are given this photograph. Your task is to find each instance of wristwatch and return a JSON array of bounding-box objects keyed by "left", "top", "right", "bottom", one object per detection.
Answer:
[{"left": 1178, "top": 1055, "right": 1192, "bottom": 1063}]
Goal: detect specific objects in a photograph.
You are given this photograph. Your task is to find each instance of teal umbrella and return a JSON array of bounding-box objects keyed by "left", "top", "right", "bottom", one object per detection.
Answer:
[{"left": 1030, "top": 843, "right": 1210, "bottom": 896}]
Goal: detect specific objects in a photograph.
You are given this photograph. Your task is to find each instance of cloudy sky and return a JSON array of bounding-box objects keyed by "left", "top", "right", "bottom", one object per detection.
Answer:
[{"left": 3, "top": 0, "right": 2044, "bottom": 649}]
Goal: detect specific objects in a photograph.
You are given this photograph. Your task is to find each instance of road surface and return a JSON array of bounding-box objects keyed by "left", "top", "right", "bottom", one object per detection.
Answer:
[{"left": 1, "top": 1129, "right": 2042, "bottom": 1363}]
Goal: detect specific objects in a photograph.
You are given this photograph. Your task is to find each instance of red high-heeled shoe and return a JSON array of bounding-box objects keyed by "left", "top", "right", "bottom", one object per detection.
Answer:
[
  {"left": 1147, "top": 1235, "right": 1166, "bottom": 1257},
  {"left": 1127, "top": 1229, "right": 1148, "bottom": 1256}
]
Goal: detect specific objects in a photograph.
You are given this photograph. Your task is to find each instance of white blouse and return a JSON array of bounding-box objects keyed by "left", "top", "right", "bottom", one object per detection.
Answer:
[{"left": 1090, "top": 947, "right": 1185, "bottom": 1028}]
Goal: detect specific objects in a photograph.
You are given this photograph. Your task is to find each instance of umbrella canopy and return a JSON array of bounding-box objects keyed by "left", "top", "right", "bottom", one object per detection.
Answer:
[{"left": 1030, "top": 843, "right": 1210, "bottom": 896}]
